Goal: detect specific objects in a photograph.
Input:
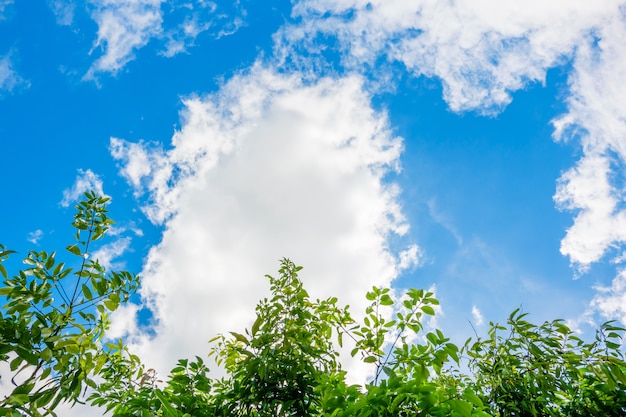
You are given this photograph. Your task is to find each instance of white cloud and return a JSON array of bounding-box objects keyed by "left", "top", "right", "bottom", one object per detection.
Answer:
[
  {"left": 160, "top": 1, "right": 215, "bottom": 57},
  {"left": 110, "top": 65, "right": 415, "bottom": 384},
  {"left": 397, "top": 243, "right": 422, "bottom": 272},
  {"left": 48, "top": 0, "right": 75, "bottom": 26},
  {"left": 590, "top": 268, "right": 626, "bottom": 326},
  {"left": 85, "top": 0, "right": 164, "bottom": 79},
  {"left": 427, "top": 198, "right": 463, "bottom": 245},
  {"left": 27, "top": 229, "right": 44, "bottom": 245},
  {"left": 83, "top": 0, "right": 247, "bottom": 78},
  {"left": 552, "top": 12, "right": 626, "bottom": 271},
  {"left": 554, "top": 153, "right": 626, "bottom": 273},
  {"left": 280, "top": 0, "right": 620, "bottom": 113},
  {"left": 0, "top": 53, "right": 29, "bottom": 95},
  {"left": 91, "top": 236, "right": 132, "bottom": 269},
  {"left": 281, "top": 2, "right": 626, "bottom": 283},
  {"left": 471, "top": 305, "right": 484, "bottom": 327},
  {"left": 60, "top": 169, "right": 108, "bottom": 207}
]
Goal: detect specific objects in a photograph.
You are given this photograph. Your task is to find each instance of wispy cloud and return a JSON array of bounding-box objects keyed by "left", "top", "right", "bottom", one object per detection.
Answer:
[
  {"left": 91, "top": 236, "right": 132, "bottom": 270},
  {"left": 471, "top": 305, "right": 484, "bottom": 327},
  {"left": 590, "top": 268, "right": 626, "bottom": 325},
  {"left": 0, "top": 0, "right": 13, "bottom": 20},
  {"left": 0, "top": 52, "right": 29, "bottom": 96},
  {"left": 110, "top": 64, "right": 417, "bottom": 384},
  {"left": 427, "top": 198, "right": 463, "bottom": 245},
  {"left": 47, "top": 0, "right": 75, "bottom": 26},
  {"left": 83, "top": 0, "right": 247, "bottom": 78},
  {"left": 60, "top": 169, "right": 107, "bottom": 207},
  {"left": 27, "top": 230, "right": 44, "bottom": 245},
  {"left": 159, "top": 0, "right": 246, "bottom": 58},
  {"left": 279, "top": 0, "right": 619, "bottom": 113},
  {"left": 84, "top": 0, "right": 164, "bottom": 79}
]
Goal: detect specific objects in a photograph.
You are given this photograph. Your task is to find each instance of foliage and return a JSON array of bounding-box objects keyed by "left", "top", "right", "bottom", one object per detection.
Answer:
[
  {"left": 2, "top": 195, "right": 625, "bottom": 417},
  {"left": 465, "top": 309, "right": 626, "bottom": 417},
  {"left": 93, "top": 259, "right": 487, "bottom": 417},
  {"left": 0, "top": 192, "right": 140, "bottom": 416},
  {"left": 93, "top": 259, "right": 626, "bottom": 417}
]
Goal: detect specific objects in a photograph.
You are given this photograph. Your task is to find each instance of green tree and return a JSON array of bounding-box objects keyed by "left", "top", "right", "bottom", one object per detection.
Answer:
[
  {"left": 4, "top": 194, "right": 625, "bottom": 417},
  {"left": 93, "top": 259, "right": 485, "bottom": 417},
  {"left": 93, "top": 258, "right": 625, "bottom": 417},
  {"left": 0, "top": 192, "right": 140, "bottom": 416},
  {"left": 464, "top": 309, "right": 626, "bottom": 416}
]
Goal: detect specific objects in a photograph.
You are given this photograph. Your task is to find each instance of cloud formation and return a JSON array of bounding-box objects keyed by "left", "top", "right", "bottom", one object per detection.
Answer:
[
  {"left": 591, "top": 269, "right": 626, "bottom": 325},
  {"left": 60, "top": 169, "right": 107, "bottom": 207},
  {"left": 85, "top": 0, "right": 164, "bottom": 78},
  {"left": 84, "top": 0, "right": 247, "bottom": 78},
  {"left": 280, "top": 0, "right": 620, "bottom": 113},
  {"left": 0, "top": 53, "right": 28, "bottom": 96},
  {"left": 279, "top": 2, "right": 626, "bottom": 287},
  {"left": 110, "top": 65, "right": 415, "bottom": 383},
  {"left": 48, "top": 0, "right": 75, "bottom": 26},
  {"left": 27, "top": 230, "right": 44, "bottom": 245},
  {"left": 553, "top": 12, "right": 626, "bottom": 271}
]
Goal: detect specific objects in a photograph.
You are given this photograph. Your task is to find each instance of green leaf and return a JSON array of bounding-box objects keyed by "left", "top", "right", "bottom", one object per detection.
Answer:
[
  {"left": 251, "top": 315, "right": 262, "bottom": 336},
  {"left": 380, "top": 294, "right": 394, "bottom": 306},
  {"left": 463, "top": 387, "right": 483, "bottom": 407},
  {"left": 6, "top": 394, "right": 30, "bottom": 406},
  {"left": 0, "top": 263, "right": 7, "bottom": 279},
  {"left": 421, "top": 305, "right": 435, "bottom": 315},
  {"left": 9, "top": 356, "right": 22, "bottom": 372},
  {"left": 230, "top": 332, "right": 249, "bottom": 344},
  {"left": 154, "top": 389, "right": 179, "bottom": 417},
  {"left": 104, "top": 299, "right": 119, "bottom": 311},
  {"left": 82, "top": 284, "right": 93, "bottom": 301},
  {"left": 66, "top": 245, "right": 82, "bottom": 256},
  {"left": 363, "top": 356, "right": 378, "bottom": 363}
]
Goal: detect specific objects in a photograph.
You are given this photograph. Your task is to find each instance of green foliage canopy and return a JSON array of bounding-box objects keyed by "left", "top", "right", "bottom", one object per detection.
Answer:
[{"left": 1, "top": 193, "right": 625, "bottom": 416}]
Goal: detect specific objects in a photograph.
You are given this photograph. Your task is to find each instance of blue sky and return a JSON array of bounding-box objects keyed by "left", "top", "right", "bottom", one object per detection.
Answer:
[{"left": 2, "top": 1, "right": 626, "bottom": 413}]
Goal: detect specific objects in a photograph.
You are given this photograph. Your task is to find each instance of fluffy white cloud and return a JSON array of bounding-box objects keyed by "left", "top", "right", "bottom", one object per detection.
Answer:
[
  {"left": 0, "top": 53, "right": 28, "bottom": 95},
  {"left": 281, "top": 1, "right": 626, "bottom": 285},
  {"left": 554, "top": 154, "right": 626, "bottom": 272},
  {"left": 552, "top": 13, "right": 626, "bottom": 271},
  {"left": 60, "top": 169, "right": 107, "bottom": 207},
  {"left": 280, "top": 0, "right": 620, "bottom": 113},
  {"left": 397, "top": 243, "right": 423, "bottom": 271},
  {"left": 110, "top": 65, "right": 416, "bottom": 383}
]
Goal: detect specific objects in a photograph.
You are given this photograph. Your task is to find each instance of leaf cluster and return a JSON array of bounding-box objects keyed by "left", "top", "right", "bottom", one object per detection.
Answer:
[
  {"left": 0, "top": 192, "right": 140, "bottom": 416},
  {"left": 465, "top": 309, "right": 626, "bottom": 416}
]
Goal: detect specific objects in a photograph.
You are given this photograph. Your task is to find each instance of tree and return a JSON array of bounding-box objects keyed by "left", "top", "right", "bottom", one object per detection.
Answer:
[
  {"left": 92, "top": 259, "right": 488, "bottom": 417},
  {"left": 3, "top": 194, "right": 625, "bottom": 417},
  {"left": 93, "top": 258, "right": 625, "bottom": 417},
  {"left": 0, "top": 192, "right": 140, "bottom": 416},
  {"left": 465, "top": 309, "right": 626, "bottom": 416}
]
